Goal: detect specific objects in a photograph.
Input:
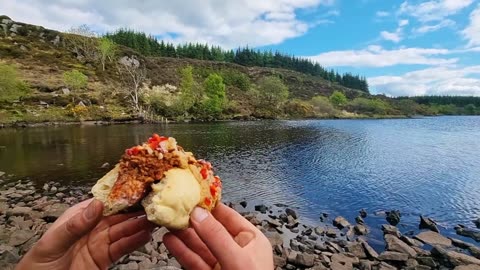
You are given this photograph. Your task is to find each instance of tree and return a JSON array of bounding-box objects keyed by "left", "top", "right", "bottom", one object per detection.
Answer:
[
  {"left": 329, "top": 90, "right": 347, "bottom": 107},
  {"left": 117, "top": 56, "right": 147, "bottom": 115},
  {"left": 98, "top": 37, "right": 117, "bottom": 71},
  {"left": 257, "top": 76, "right": 289, "bottom": 108},
  {"left": 63, "top": 25, "right": 98, "bottom": 62},
  {"left": 63, "top": 70, "right": 88, "bottom": 91},
  {"left": 176, "top": 66, "right": 197, "bottom": 113},
  {"left": 203, "top": 73, "right": 226, "bottom": 116},
  {"left": 464, "top": 104, "right": 476, "bottom": 115},
  {"left": 0, "top": 63, "right": 30, "bottom": 102},
  {"left": 310, "top": 96, "right": 336, "bottom": 116}
]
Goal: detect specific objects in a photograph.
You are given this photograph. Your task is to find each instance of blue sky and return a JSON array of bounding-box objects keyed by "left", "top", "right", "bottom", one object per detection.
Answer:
[{"left": 2, "top": 0, "right": 480, "bottom": 96}]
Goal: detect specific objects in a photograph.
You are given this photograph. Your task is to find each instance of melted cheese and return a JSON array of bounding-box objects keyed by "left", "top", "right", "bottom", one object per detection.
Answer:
[{"left": 142, "top": 168, "right": 201, "bottom": 229}]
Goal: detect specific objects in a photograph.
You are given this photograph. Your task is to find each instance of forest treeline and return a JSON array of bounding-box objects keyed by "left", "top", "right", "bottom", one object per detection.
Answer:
[{"left": 104, "top": 29, "right": 370, "bottom": 93}]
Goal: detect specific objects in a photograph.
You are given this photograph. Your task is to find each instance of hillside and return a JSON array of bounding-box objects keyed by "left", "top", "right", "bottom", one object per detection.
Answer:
[{"left": 1, "top": 16, "right": 478, "bottom": 125}]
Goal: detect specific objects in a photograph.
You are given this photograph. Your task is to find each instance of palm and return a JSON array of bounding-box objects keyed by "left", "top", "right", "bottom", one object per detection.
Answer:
[{"left": 16, "top": 199, "right": 154, "bottom": 270}]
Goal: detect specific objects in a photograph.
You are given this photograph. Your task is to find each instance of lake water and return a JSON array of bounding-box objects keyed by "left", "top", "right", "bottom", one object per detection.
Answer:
[{"left": 1, "top": 116, "right": 479, "bottom": 242}]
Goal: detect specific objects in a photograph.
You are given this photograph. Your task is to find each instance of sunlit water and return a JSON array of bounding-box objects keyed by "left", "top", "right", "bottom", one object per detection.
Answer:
[{"left": 1, "top": 116, "right": 479, "bottom": 244}]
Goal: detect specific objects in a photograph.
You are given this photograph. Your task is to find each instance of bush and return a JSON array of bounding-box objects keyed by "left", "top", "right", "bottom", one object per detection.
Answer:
[
  {"left": 0, "top": 63, "right": 30, "bottom": 102},
  {"left": 310, "top": 96, "right": 336, "bottom": 116},
  {"left": 222, "top": 70, "right": 251, "bottom": 91},
  {"left": 329, "top": 90, "right": 347, "bottom": 107},
  {"left": 284, "top": 100, "right": 315, "bottom": 118},
  {"left": 202, "top": 73, "right": 226, "bottom": 116},
  {"left": 63, "top": 70, "right": 88, "bottom": 91},
  {"left": 257, "top": 76, "right": 289, "bottom": 108},
  {"left": 348, "top": 98, "right": 391, "bottom": 115}
]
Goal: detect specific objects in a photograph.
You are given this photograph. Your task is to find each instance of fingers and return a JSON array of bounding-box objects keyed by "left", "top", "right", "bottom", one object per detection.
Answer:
[
  {"left": 163, "top": 233, "right": 212, "bottom": 270},
  {"left": 212, "top": 203, "right": 257, "bottom": 236},
  {"left": 95, "top": 211, "right": 146, "bottom": 231},
  {"left": 36, "top": 199, "right": 104, "bottom": 255},
  {"left": 189, "top": 207, "right": 242, "bottom": 266},
  {"left": 109, "top": 229, "right": 152, "bottom": 263},
  {"left": 172, "top": 228, "right": 217, "bottom": 266},
  {"left": 108, "top": 215, "right": 156, "bottom": 243}
]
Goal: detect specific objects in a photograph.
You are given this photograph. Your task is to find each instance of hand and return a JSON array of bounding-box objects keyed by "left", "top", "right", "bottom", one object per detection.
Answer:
[
  {"left": 163, "top": 203, "right": 274, "bottom": 270},
  {"left": 16, "top": 199, "right": 155, "bottom": 270}
]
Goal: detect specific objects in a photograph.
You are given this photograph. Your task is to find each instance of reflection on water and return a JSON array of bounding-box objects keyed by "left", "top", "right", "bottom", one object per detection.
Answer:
[{"left": 1, "top": 117, "right": 480, "bottom": 237}]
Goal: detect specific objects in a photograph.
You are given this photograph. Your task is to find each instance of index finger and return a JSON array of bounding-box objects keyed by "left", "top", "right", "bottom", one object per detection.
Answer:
[{"left": 212, "top": 203, "right": 257, "bottom": 236}]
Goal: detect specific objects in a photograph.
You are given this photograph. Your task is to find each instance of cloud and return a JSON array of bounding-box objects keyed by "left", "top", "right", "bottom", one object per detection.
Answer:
[
  {"left": 369, "top": 66, "right": 480, "bottom": 96},
  {"left": 414, "top": 19, "right": 455, "bottom": 34},
  {"left": 380, "top": 19, "right": 409, "bottom": 43},
  {"left": 305, "top": 46, "right": 458, "bottom": 67},
  {"left": 399, "top": 0, "right": 474, "bottom": 22},
  {"left": 0, "top": 0, "right": 335, "bottom": 48},
  {"left": 463, "top": 4, "right": 480, "bottom": 47},
  {"left": 376, "top": 11, "right": 390, "bottom": 17}
]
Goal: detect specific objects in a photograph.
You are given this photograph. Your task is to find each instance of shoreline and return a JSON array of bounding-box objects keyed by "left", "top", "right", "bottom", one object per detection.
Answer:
[{"left": 0, "top": 178, "right": 479, "bottom": 269}]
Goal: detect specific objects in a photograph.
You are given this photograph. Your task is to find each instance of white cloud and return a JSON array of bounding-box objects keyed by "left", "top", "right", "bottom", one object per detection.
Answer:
[
  {"left": 376, "top": 11, "right": 390, "bottom": 17},
  {"left": 0, "top": 0, "right": 334, "bottom": 48},
  {"left": 463, "top": 4, "right": 480, "bottom": 47},
  {"left": 399, "top": 19, "right": 409, "bottom": 27},
  {"left": 414, "top": 19, "right": 455, "bottom": 34},
  {"left": 380, "top": 19, "right": 409, "bottom": 43},
  {"left": 305, "top": 46, "right": 458, "bottom": 67},
  {"left": 399, "top": 0, "right": 474, "bottom": 22},
  {"left": 369, "top": 66, "right": 480, "bottom": 96}
]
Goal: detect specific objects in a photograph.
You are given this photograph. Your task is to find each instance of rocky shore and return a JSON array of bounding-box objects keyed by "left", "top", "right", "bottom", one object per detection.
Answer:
[{"left": 1, "top": 177, "right": 479, "bottom": 270}]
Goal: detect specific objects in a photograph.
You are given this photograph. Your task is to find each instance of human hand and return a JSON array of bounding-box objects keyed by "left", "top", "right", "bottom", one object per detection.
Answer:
[
  {"left": 16, "top": 199, "right": 155, "bottom": 270},
  {"left": 163, "top": 203, "right": 274, "bottom": 270}
]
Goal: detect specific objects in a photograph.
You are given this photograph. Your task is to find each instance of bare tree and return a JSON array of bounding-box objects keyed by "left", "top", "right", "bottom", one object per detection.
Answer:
[
  {"left": 63, "top": 25, "right": 98, "bottom": 62},
  {"left": 117, "top": 56, "right": 147, "bottom": 115}
]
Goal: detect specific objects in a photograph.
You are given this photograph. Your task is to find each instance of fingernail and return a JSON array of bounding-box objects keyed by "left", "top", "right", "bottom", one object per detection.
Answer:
[
  {"left": 191, "top": 207, "right": 208, "bottom": 223},
  {"left": 85, "top": 200, "right": 98, "bottom": 220}
]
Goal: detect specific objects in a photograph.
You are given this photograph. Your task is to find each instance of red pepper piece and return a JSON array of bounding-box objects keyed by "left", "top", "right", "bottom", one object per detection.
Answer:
[
  {"left": 200, "top": 167, "right": 208, "bottom": 179},
  {"left": 204, "top": 197, "right": 211, "bottom": 206},
  {"left": 210, "top": 185, "right": 217, "bottom": 197}
]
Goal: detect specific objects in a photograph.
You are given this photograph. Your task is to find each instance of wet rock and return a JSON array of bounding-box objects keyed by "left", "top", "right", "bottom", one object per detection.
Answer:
[
  {"left": 267, "top": 219, "right": 282, "bottom": 228},
  {"left": 359, "top": 239, "right": 379, "bottom": 259},
  {"left": 278, "top": 213, "right": 288, "bottom": 223},
  {"left": 314, "top": 226, "right": 324, "bottom": 236},
  {"left": 346, "top": 242, "right": 367, "bottom": 258},
  {"left": 386, "top": 210, "right": 401, "bottom": 226},
  {"left": 432, "top": 245, "right": 480, "bottom": 266},
  {"left": 333, "top": 216, "right": 350, "bottom": 229},
  {"left": 450, "top": 237, "right": 474, "bottom": 249},
  {"left": 285, "top": 208, "right": 298, "bottom": 219},
  {"left": 455, "top": 226, "right": 480, "bottom": 242},
  {"left": 474, "top": 218, "right": 480, "bottom": 229},
  {"left": 285, "top": 216, "right": 299, "bottom": 229},
  {"left": 385, "top": 234, "right": 417, "bottom": 257},
  {"left": 359, "top": 209, "right": 367, "bottom": 218},
  {"left": 470, "top": 246, "right": 480, "bottom": 259},
  {"left": 254, "top": 204, "right": 267, "bottom": 213},
  {"left": 378, "top": 251, "right": 409, "bottom": 262},
  {"left": 381, "top": 224, "right": 401, "bottom": 237},
  {"left": 355, "top": 216, "right": 365, "bottom": 225},
  {"left": 295, "top": 253, "right": 315, "bottom": 267},
  {"left": 415, "top": 231, "right": 452, "bottom": 246},
  {"left": 302, "top": 228, "right": 313, "bottom": 236},
  {"left": 354, "top": 224, "right": 368, "bottom": 235},
  {"left": 419, "top": 215, "right": 440, "bottom": 233},
  {"left": 416, "top": 256, "right": 438, "bottom": 268},
  {"left": 9, "top": 230, "right": 35, "bottom": 246},
  {"left": 239, "top": 200, "right": 247, "bottom": 208},
  {"left": 400, "top": 235, "right": 423, "bottom": 247}
]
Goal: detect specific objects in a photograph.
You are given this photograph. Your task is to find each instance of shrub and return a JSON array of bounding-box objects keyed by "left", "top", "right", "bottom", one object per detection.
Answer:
[
  {"left": 202, "top": 73, "right": 226, "bottom": 116},
  {"left": 63, "top": 70, "right": 88, "bottom": 91},
  {"left": 257, "top": 76, "right": 289, "bottom": 108},
  {"left": 348, "top": 98, "right": 390, "bottom": 115},
  {"left": 310, "top": 96, "right": 336, "bottom": 116},
  {"left": 284, "top": 100, "right": 315, "bottom": 118},
  {"left": 329, "top": 90, "right": 347, "bottom": 107},
  {"left": 0, "top": 63, "right": 30, "bottom": 102},
  {"left": 222, "top": 70, "right": 251, "bottom": 91}
]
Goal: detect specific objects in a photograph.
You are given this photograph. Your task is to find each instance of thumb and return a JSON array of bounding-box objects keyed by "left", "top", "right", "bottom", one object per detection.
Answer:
[
  {"left": 42, "top": 199, "right": 104, "bottom": 254},
  {"left": 190, "top": 207, "right": 242, "bottom": 266}
]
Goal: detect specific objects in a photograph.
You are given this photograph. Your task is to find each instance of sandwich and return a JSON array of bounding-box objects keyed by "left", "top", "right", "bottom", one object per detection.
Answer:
[{"left": 91, "top": 134, "right": 222, "bottom": 229}]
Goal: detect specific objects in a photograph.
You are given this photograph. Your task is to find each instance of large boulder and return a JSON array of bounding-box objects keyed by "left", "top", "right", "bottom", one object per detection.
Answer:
[
  {"left": 386, "top": 210, "right": 401, "bottom": 226},
  {"left": 378, "top": 251, "right": 409, "bottom": 262},
  {"left": 456, "top": 226, "right": 480, "bottom": 242},
  {"left": 419, "top": 216, "right": 440, "bottom": 233},
  {"left": 415, "top": 231, "right": 452, "bottom": 246},
  {"left": 432, "top": 246, "right": 480, "bottom": 266},
  {"left": 333, "top": 216, "right": 350, "bottom": 229},
  {"left": 385, "top": 234, "right": 417, "bottom": 257}
]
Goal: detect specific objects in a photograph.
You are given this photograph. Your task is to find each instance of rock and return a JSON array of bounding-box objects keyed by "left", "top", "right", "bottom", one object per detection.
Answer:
[
  {"left": 268, "top": 219, "right": 282, "bottom": 228},
  {"left": 382, "top": 224, "right": 401, "bottom": 237},
  {"left": 450, "top": 237, "right": 474, "bottom": 249},
  {"left": 359, "top": 209, "right": 367, "bottom": 218},
  {"left": 346, "top": 242, "right": 367, "bottom": 258},
  {"left": 386, "top": 210, "right": 401, "bottom": 226},
  {"left": 254, "top": 204, "right": 267, "bottom": 213},
  {"left": 331, "top": 253, "right": 359, "bottom": 266},
  {"left": 470, "top": 246, "right": 480, "bottom": 259},
  {"left": 117, "top": 262, "right": 139, "bottom": 270},
  {"left": 384, "top": 234, "right": 417, "bottom": 257},
  {"left": 333, "top": 216, "right": 350, "bottom": 229},
  {"left": 167, "top": 258, "right": 181, "bottom": 268},
  {"left": 9, "top": 230, "right": 35, "bottom": 246},
  {"left": 355, "top": 216, "right": 365, "bottom": 225},
  {"left": 273, "top": 255, "right": 287, "bottom": 267},
  {"left": 152, "top": 227, "right": 168, "bottom": 243},
  {"left": 9, "top": 216, "right": 33, "bottom": 229},
  {"left": 61, "top": 88, "right": 71, "bottom": 95},
  {"left": 419, "top": 215, "right": 440, "bottom": 233},
  {"left": 42, "top": 183, "right": 49, "bottom": 191},
  {"left": 0, "top": 201, "right": 7, "bottom": 215},
  {"left": 0, "top": 171, "right": 4, "bottom": 178},
  {"left": 454, "top": 265, "right": 480, "bottom": 270},
  {"left": 287, "top": 250, "right": 299, "bottom": 264},
  {"left": 285, "top": 208, "right": 298, "bottom": 219},
  {"left": 100, "top": 162, "right": 110, "bottom": 169},
  {"left": 359, "top": 239, "right": 379, "bottom": 259},
  {"left": 378, "top": 251, "right": 409, "bottom": 262},
  {"left": 239, "top": 201, "right": 247, "bottom": 208},
  {"left": 55, "top": 192, "right": 65, "bottom": 198},
  {"left": 406, "top": 258, "right": 418, "bottom": 268},
  {"left": 6, "top": 207, "right": 33, "bottom": 217},
  {"left": 416, "top": 256, "right": 438, "bottom": 268},
  {"left": 295, "top": 253, "right": 315, "bottom": 267},
  {"left": 354, "top": 224, "right": 368, "bottom": 235},
  {"left": 0, "top": 249, "right": 19, "bottom": 264},
  {"left": 432, "top": 245, "right": 480, "bottom": 266},
  {"left": 266, "top": 232, "right": 283, "bottom": 246},
  {"left": 400, "top": 235, "right": 423, "bottom": 247},
  {"left": 50, "top": 186, "right": 58, "bottom": 192},
  {"left": 78, "top": 101, "right": 86, "bottom": 107},
  {"left": 474, "top": 218, "right": 480, "bottom": 229},
  {"left": 378, "top": 262, "right": 396, "bottom": 270},
  {"left": 314, "top": 226, "right": 325, "bottom": 236},
  {"left": 415, "top": 231, "right": 452, "bottom": 246},
  {"left": 326, "top": 241, "right": 342, "bottom": 253},
  {"left": 456, "top": 227, "right": 480, "bottom": 242},
  {"left": 43, "top": 203, "right": 69, "bottom": 222}
]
